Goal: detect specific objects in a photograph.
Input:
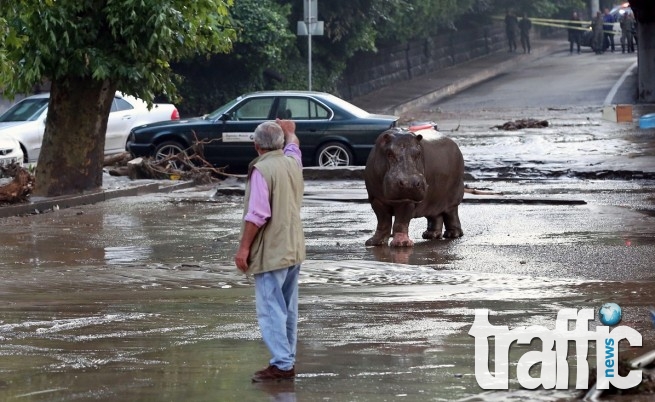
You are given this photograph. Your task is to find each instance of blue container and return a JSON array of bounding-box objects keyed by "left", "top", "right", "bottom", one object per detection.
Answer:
[{"left": 639, "top": 113, "right": 655, "bottom": 129}]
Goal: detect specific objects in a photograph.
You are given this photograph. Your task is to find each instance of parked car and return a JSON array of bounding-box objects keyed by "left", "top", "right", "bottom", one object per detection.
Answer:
[
  {"left": 0, "top": 92, "right": 180, "bottom": 163},
  {"left": 127, "top": 90, "right": 399, "bottom": 170},
  {"left": 0, "top": 137, "right": 24, "bottom": 171}
]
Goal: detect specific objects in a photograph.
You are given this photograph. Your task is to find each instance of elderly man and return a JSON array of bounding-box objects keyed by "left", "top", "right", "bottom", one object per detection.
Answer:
[{"left": 234, "top": 119, "right": 305, "bottom": 382}]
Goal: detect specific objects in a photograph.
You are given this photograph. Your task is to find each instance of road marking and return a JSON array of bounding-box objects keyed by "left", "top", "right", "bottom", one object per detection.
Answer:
[{"left": 604, "top": 61, "right": 638, "bottom": 106}]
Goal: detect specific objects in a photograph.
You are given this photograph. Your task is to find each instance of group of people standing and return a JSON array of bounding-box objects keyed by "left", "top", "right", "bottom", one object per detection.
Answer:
[
  {"left": 568, "top": 8, "right": 636, "bottom": 55},
  {"left": 506, "top": 8, "right": 637, "bottom": 57},
  {"left": 504, "top": 10, "right": 532, "bottom": 54}
]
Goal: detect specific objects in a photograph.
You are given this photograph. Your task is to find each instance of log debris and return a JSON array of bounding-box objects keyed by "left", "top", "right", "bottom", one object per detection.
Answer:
[
  {"left": 464, "top": 185, "right": 503, "bottom": 195},
  {"left": 0, "top": 164, "right": 35, "bottom": 205},
  {"left": 103, "top": 152, "right": 132, "bottom": 167},
  {"left": 494, "top": 119, "right": 549, "bottom": 131}
]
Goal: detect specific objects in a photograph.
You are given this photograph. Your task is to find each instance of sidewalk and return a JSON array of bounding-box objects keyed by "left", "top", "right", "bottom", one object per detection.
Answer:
[
  {"left": 0, "top": 176, "right": 196, "bottom": 219},
  {"left": 351, "top": 38, "right": 564, "bottom": 116}
]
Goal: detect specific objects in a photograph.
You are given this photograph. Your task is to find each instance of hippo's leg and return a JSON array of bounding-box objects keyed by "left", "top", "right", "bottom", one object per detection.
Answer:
[
  {"left": 390, "top": 204, "right": 415, "bottom": 247},
  {"left": 365, "top": 199, "right": 393, "bottom": 246},
  {"left": 442, "top": 206, "right": 464, "bottom": 238},
  {"left": 422, "top": 216, "right": 444, "bottom": 239}
]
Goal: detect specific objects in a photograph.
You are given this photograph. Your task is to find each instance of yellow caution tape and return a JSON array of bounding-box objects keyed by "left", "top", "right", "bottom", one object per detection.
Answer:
[{"left": 493, "top": 15, "right": 621, "bottom": 34}]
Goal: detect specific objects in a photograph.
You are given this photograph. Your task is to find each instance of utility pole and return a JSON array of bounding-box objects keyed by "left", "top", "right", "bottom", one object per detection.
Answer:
[
  {"left": 297, "top": 0, "right": 323, "bottom": 91},
  {"left": 307, "top": 0, "right": 313, "bottom": 91},
  {"left": 590, "top": 0, "right": 600, "bottom": 18}
]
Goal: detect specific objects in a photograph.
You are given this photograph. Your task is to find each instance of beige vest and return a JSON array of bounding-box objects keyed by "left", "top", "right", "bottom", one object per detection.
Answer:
[{"left": 241, "top": 150, "right": 305, "bottom": 275}]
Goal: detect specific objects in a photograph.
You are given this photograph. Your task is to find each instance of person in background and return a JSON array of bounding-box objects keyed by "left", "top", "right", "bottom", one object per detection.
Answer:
[
  {"left": 504, "top": 9, "right": 519, "bottom": 53},
  {"left": 602, "top": 7, "right": 616, "bottom": 52},
  {"left": 235, "top": 119, "right": 305, "bottom": 383},
  {"left": 592, "top": 10, "right": 605, "bottom": 55},
  {"left": 568, "top": 11, "right": 582, "bottom": 54},
  {"left": 518, "top": 13, "right": 532, "bottom": 54},
  {"left": 620, "top": 11, "right": 636, "bottom": 53}
]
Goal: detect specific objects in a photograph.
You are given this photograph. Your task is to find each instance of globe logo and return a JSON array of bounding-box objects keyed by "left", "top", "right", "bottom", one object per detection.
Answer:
[{"left": 599, "top": 302, "right": 622, "bottom": 326}]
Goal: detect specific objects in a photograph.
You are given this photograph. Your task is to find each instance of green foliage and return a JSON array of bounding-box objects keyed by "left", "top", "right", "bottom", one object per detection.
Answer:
[
  {"left": 492, "top": 0, "right": 587, "bottom": 18},
  {"left": 272, "top": 0, "right": 487, "bottom": 94},
  {"left": 173, "top": 0, "right": 295, "bottom": 115},
  {"left": 0, "top": 0, "right": 236, "bottom": 104},
  {"left": 168, "top": 0, "right": 592, "bottom": 115}
]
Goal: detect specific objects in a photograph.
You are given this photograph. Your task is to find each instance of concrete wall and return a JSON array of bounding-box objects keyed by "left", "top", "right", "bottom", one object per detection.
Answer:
[{"left": 338, "top": 22, "right": 507, "bottom": 100}]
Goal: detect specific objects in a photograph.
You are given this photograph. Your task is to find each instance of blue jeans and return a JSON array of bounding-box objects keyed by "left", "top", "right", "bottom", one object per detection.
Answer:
[{"left": 255, "top": 264, "right": 300, "bottom": 371}]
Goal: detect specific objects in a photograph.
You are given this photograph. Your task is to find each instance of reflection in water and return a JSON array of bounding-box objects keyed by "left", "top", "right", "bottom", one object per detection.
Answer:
[
  {"left": 369, "top": 246, "right": 414, "bottom": 264},
  {"left": 367, "top": 241, "right": 456, "bottom": 266},
  {"left": 253, "top": 380, "right": 296, "bottom": 402}
]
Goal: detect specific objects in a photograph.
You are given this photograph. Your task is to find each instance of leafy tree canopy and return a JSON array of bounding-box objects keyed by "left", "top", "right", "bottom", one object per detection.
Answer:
[
  {"left": 0, "top": 0, "right": 236, "bottom": 104},
  {"left": 172, "top": 0, "right": 295, "bottom": 115}
]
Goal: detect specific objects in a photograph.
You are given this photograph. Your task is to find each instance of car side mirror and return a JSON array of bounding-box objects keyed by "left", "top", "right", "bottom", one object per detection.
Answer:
[{"left": 219, "top": 113, "right": 231, "bottom": 122}]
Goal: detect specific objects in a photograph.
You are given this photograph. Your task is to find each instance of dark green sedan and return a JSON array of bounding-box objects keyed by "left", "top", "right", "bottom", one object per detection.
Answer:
[{"left": 126, "top": 91, "right": 398, "bottom": 170}]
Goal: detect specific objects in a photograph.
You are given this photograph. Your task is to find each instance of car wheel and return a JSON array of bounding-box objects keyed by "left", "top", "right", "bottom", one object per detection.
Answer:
[
  {"left": 316, "top": 142, "right": 353, "bottom": 167},
  {"left": 154, "top": 141, "right": 188, "bottom": 170}
]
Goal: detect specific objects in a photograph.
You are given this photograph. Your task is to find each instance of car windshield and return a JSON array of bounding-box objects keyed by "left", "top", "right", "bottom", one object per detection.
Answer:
[
  {"left": 205, "top": 97, "right": 242, "bottom": 121},
  {"left": 0, "top": 97, "right": 49, "bottom": 122}
]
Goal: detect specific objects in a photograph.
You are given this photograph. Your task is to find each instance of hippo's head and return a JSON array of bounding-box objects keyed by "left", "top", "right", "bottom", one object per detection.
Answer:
[{"left": 375, "top": 128, "right": 427, "bottom": 202}]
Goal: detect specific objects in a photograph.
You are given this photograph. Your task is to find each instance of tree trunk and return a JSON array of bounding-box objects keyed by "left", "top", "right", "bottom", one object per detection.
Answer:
[
  {"left": 637, "top": 22, "right": 655, "bottom": 102},
  {"left": 631, "top": 0, "right": 655, "bottom": 103},
  {"left": 33, "top": 78, "right": 118, "bottom": 197}
]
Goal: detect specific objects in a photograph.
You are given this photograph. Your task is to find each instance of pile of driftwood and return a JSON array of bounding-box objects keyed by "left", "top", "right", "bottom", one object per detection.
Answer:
[
  {"left": 0, "top": 163, "right": 35, "bottom": 205},
  {"left": 105, "top": 139, "right": 239, "bottom": 184},
  {"left": 494, "top": 118, "right": 549, "bottom": 131}
]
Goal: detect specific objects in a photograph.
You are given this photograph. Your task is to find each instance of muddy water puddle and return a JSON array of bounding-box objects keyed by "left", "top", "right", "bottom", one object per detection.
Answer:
[{"left": 0, "top": 185, "right": 654, "bottom": 400}]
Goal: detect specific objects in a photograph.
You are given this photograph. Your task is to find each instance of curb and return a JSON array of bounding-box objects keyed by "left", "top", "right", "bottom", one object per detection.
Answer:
[{"left": 0, "top": 180, "right": 195, "bottom": 219}]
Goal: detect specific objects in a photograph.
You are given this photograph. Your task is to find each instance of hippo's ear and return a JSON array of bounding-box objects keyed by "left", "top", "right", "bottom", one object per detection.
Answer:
[
  {"left": 415, "top": 134, "right": 423, "bottom": 142},
  {"left": 379, "top": 131, "right": 394, "bottom": 145}
]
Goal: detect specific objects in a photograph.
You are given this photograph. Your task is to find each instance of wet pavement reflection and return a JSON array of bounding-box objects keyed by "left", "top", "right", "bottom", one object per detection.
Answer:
[{"left": 0, "top": 178, "right": 654, "bottom": 401}]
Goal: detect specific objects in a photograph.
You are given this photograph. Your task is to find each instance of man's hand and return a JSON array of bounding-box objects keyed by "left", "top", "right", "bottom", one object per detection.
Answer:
[
  {"left": 276, "top": 118, "right": 295, "bottom": 135},
  {"left": 234, "top": 246, "right": 250, "bottom": 273},
  {"left": 276, "top": 118, "right": 300, "bottom": 146},
  {"left": 235, "top": 221, "right": 260, "bottom": 274}
]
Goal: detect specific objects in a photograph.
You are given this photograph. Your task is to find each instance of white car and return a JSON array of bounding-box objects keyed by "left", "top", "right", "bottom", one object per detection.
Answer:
[
  {"left": 0, "top": 137, "right": 24, "bottom": 166},
  {"left": 0, "top": 92, "right": 180, "bottom": 163},
  {"left": 0, "top": 137, "right": 24, "bottom": 175}
]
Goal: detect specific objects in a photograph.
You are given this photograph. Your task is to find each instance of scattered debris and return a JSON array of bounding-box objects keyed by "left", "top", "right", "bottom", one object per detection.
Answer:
[
  {"left": 464, "top": 185, "right": 503, "bottom": 195},
  {"left": 125, "top": 153, "right": 241, "bottom": 185},
  {"left": 106, "top": 134, "right": 244, "bottom": 184},
  {"left": 494, "top": 118, "right": 549, "bottom": 131},
  {"left": 0, "top": 163, "right": 35, "bottom": 205}
]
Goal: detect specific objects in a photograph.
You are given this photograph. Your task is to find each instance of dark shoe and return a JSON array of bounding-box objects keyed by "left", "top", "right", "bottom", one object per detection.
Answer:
[{"left": 251, "top": 365, "right": 295, "bottom": 382}]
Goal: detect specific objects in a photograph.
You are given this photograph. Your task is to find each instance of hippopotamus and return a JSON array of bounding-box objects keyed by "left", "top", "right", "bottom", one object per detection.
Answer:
[{"left": 364, "top": 127, "right": 464, "bottom": 247}]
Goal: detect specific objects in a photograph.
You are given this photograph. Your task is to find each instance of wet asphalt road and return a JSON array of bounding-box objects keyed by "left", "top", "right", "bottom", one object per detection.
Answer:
[
  {"left": 0, "top": 176, "right": 654, "bottom": 401},
  {"left": 1, "top": 48, "right": 655, "bottom": 401}
]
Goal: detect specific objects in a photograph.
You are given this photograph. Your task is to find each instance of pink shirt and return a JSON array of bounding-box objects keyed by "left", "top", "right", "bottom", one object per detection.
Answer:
[{"left": 244, "top": 143, "right": 302, "bottom": 227}]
